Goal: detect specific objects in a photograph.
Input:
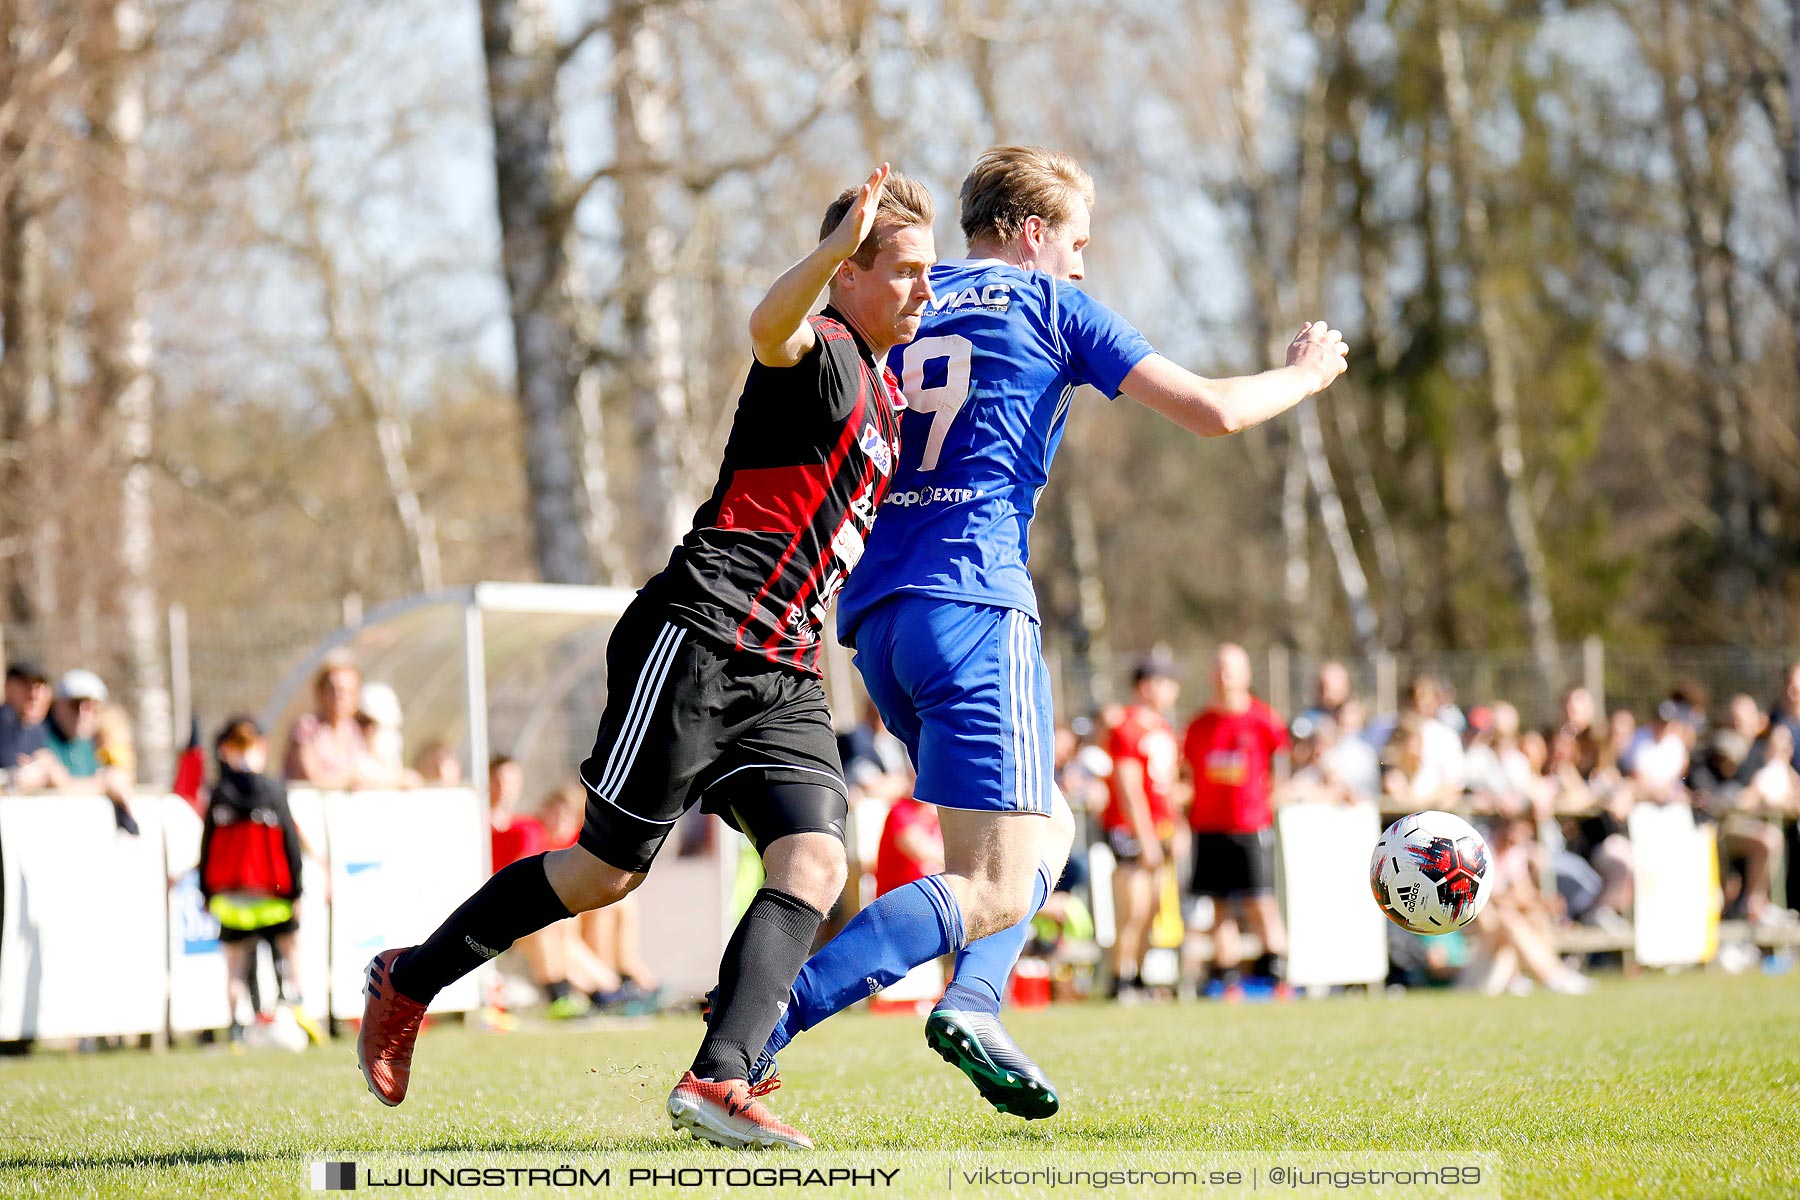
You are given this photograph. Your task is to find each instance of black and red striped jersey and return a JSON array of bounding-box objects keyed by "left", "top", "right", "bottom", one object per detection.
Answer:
[{"left": 643, "top": 307, "right": 904, "bottom": 676}]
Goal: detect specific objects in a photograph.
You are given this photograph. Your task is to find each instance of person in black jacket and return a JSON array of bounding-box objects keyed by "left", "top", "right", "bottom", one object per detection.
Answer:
[{"left": 199, "top": 716, "right": 315, "bottom": 1044}]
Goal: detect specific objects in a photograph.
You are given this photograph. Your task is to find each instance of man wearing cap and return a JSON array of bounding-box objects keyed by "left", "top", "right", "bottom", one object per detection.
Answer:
[
  {"left": 44, "top": 669, "right": 137, "bottom": 832},
  {"left": 1102, "top": 657, "right": 1181, "bottom": 1001},
  {"left": 46, "top": 669, "right": 110, "bottom": 778},
  {"left": 0, "top": 662, "right": 64, "bottom": 791}
]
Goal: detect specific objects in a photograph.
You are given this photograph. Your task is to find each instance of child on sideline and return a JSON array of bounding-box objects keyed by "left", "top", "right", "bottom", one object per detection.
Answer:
[{"left": 199, "top": 716, "right": 319, "bottom": 1045}]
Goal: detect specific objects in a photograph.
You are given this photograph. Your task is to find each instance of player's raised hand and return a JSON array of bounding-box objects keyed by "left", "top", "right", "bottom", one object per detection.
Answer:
[
  {"left": 1287, "top": 320, "right": 1350, "bottom": 394},
  {"left": 823, "top": 163, "right": 890, "bottom": 263}
]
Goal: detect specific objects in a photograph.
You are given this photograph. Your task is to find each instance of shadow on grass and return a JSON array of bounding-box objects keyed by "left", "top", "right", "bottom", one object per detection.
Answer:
[
  {"left": 0, "top": 1134, "right": 720, "bottom": 1173},
  {"left": 0, "top": 1147, "right": 266, "bottom": 1171}
]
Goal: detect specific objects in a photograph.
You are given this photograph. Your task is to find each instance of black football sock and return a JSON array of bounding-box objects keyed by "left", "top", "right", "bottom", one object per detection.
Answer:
[
  {"left": 389, "top": 854, "right": 571, "bottom": 1004},
  {"left": 690, "top": 888, "right": 824, "bottom": 1082}
]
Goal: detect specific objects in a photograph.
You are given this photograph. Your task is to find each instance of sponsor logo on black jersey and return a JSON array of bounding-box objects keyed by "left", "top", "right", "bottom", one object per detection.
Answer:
[{"left": 859, "top": 423, "right": 894, "bottom": 476}]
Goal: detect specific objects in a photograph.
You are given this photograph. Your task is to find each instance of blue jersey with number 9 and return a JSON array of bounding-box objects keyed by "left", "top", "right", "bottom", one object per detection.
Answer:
[{"left": 834, "top": 259, "right": 1155, "bottom": 642}]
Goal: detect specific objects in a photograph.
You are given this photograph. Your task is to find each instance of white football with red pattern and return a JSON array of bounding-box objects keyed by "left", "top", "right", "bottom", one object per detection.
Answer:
[{"left": 1369, "top": 810, "right": 1492, "bottom": 935}]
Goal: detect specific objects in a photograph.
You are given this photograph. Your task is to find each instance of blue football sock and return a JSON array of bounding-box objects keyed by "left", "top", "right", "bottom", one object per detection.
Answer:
[
  {"left": 938, "top": 863, "right": 1053, "bottom": 1015},
  {"left": 763, "top": 874, "right": 966, "bottom": 1057}
]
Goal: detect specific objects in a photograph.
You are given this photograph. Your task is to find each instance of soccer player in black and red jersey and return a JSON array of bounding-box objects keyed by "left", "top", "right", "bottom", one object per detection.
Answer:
[{"left": 357, "top": 164, "right": 936, "bottom": 1150}]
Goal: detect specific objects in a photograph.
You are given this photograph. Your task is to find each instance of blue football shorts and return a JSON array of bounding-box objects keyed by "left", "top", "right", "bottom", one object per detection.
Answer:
[{"left": 850, "top": 596, "right": 1055, "bottom": 815}]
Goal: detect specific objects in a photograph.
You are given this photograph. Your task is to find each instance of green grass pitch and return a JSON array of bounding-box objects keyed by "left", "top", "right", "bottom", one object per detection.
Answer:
[{"left": 0, "top": 972, "right": 1794, "bottom": 1198}]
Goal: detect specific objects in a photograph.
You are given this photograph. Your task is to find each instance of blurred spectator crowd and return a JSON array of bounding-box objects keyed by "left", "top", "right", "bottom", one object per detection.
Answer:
[
  {"left": 1, "top": 659, "right": 140, "bottom": 831},
  {"left": 9, "top": 642, "right": 1796, "bottom": 1017},
  {"left": 832, "top": 651, "right": 1800, "bottom": 1005},
  {"left": 0, "top": 652, "right": 473, "bottom": 802}
]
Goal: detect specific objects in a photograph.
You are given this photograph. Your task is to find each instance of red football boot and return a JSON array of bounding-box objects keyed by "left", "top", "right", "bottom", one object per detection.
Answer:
[
  {"left": 666, "top": 1070, "right": 812, "bottom": 1150},
  {"left": 357, "top": 949, "right": 427, "bottom": 1107}
]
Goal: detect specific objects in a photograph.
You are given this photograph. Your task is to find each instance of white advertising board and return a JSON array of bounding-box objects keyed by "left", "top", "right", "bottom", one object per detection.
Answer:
[
  {"left": 1630, "top": 802, "right": 1717, "bottom": 968},
  {"left": 1278, "top": 801, "right": 1390, "bottom": 988},
  {"left": 0, "top": 796, "right": 170, "bottom": 1040},
  {"left": 321, "top": 788, "right": 487, "bottom": 1017}
]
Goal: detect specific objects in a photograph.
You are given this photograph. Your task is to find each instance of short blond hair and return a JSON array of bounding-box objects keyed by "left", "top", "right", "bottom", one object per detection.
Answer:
[
  {"left": 959, "top": 145, "right": 1095, "bottom": 245},
  {"left": 819, "top": 170, "right": 935, "bottom": 269}
]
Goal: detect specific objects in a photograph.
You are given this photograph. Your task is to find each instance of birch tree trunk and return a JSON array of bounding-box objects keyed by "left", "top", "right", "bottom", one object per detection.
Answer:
[
  {"left": 1416, "top": 122, "right": 1468, "bottom": 649},
  {"left": 1226, "top": 0, "right": 1381, "bottom": 655},
  {"left": 610, "top": 2, "right": 698, "bottom": 576},
  {"left": 1223, "top": 0, "right": 1309, "bottom": 650},
  {"left": 482, "top": 0, "right": 599, "bottom": 585},
  {"left": 81, "top": 0, "right": 169, "bottom": 781},
  {"left": 1293, "top": 6, "right": 1380, "bottom": 656},
  {"left": 1328, "top": 397, "right": 1407, "bottom": 639},
  {"left": 1281, "top": 439, "right": 1313, "bottom": 651},
  {"left": 1337, "top": 75, "right": 1411, "bottom": 641},
  {"left": 1437, "top": 19, "right": 1561, "bottom": 707}
]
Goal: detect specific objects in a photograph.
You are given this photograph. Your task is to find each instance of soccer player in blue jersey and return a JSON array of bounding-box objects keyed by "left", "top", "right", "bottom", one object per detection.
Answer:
[{"left": 750, "top": 146, "right": 1349, "bottom": 1120}]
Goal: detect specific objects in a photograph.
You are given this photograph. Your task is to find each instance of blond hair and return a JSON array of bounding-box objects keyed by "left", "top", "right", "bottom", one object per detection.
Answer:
[
  {"left": 959, "top": 145, "right": 1095, "bottom": 245},
  {"left": 312, "top": 655, "right": 360, "bottom": 697},
  {"left": 819, "top": 169, "right": 935, "bottom": 269}
]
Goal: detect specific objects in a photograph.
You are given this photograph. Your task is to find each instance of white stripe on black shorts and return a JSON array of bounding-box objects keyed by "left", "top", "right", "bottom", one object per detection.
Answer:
[{"left": 574, "top": 594, "right": 848, "bottom": 873}]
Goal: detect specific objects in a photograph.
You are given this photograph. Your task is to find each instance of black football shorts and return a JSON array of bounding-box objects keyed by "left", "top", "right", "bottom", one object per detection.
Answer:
[
  {"left": 575, "top": 596, "right": 848, "bottom": 874},
  {"left": 1187, "top": 828, "right": 1277, "bottom": 900}
]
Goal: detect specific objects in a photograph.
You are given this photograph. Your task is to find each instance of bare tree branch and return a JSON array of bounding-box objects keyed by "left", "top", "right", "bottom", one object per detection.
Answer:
[{"left": 560, "top": 57, "right": 859, "bottom": 215}]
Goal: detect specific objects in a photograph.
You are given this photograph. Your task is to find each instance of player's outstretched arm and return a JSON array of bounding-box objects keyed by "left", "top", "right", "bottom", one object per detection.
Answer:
[
  {"left": 748, "top": 163, "right": 890, "bottom": 368},
  {"left": 1117, "top": 321, "right": 1349, "bottom": 438}
]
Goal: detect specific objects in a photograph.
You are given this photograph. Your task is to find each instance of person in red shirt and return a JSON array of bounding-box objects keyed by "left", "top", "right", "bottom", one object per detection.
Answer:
[
  {"left": 1181, "top": 643, "right": 1289, "bottom": 999},
  {"left": 488, "top": 756, "right": 547, "bottom": 871},
  {"left": 535, "top": 782, "right": 654, "bottom": 1011},
  {"left": 486, "top": 758, "right": 603, "bottom": 1017},
  {"left": 874, "top": 794, "right": 944, "bottom": 898},
  {"left": 1103, "top": 659, "right": 1181, "bottom": 1000}
]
